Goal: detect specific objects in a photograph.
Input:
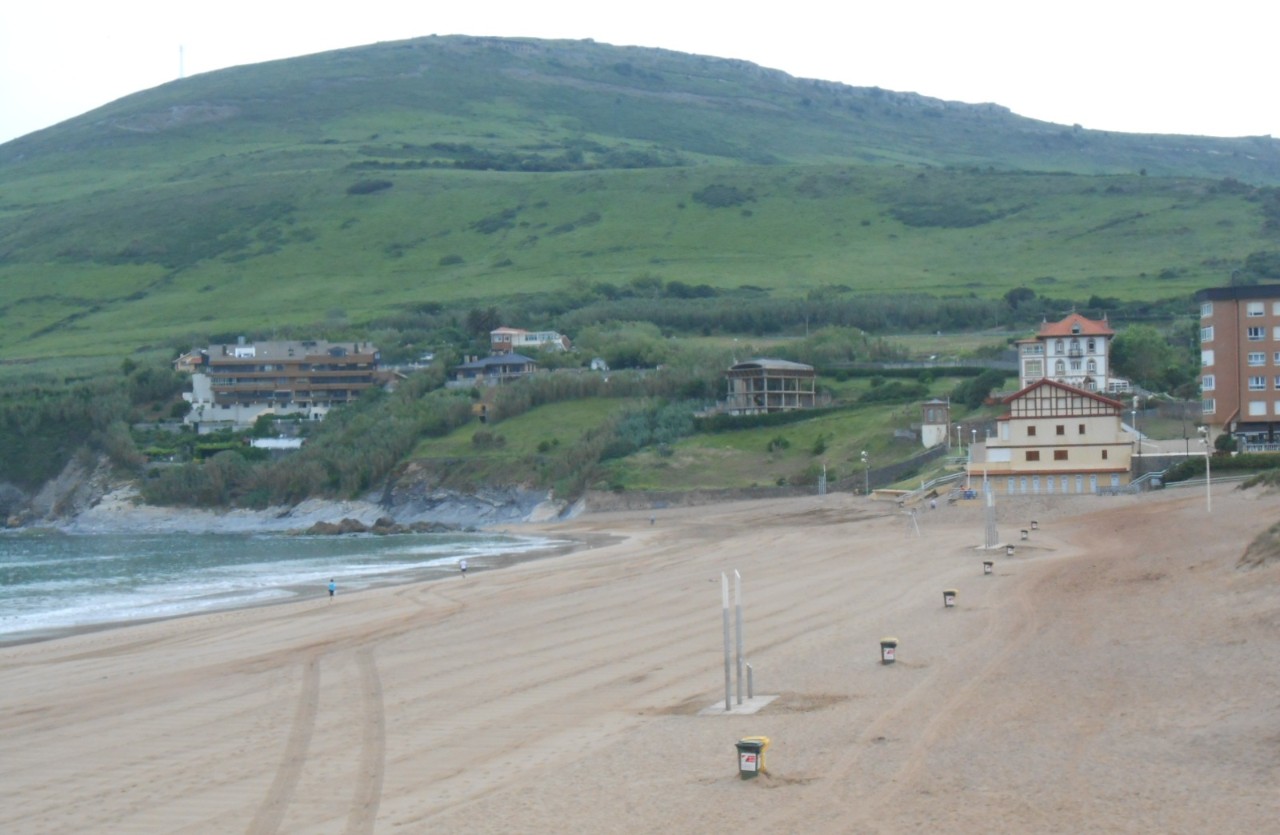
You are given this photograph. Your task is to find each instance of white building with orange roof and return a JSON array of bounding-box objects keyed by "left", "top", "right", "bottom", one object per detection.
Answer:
[{"left": 1017, "top": 312, "right": 1130, "bottom": 395}]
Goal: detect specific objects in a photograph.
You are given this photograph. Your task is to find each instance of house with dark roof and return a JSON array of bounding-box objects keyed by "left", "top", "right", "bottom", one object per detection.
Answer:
[{"left": 452, "top": 353, "right": 539, "bottom": 385}]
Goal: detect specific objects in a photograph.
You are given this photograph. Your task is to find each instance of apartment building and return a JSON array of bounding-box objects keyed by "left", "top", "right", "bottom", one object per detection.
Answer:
[
  {"left": 1196, "top": 284, "right": 1280, "bottom": 445},
  {"left": 1017, "top": 312, "right": 1128, "bottom": 394},
  {"left": 184, "top": 339, "right": 381, "bottom": 430},
  {"left": 967, "top": 378, "right": 1133, "bottom": 494}
]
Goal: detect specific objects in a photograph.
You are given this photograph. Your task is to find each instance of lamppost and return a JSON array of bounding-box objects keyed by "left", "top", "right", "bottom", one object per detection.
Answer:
[
  {"left": 954, "top": 424, "right": 962, "bottom": 456},
  {"left": 860, "top": 450, "right": 869, "bottom": 496},
  {"left": 1132, "top": 396, "right": 1141, "bottom": 453},
  {"left": 1199, "top": 427, "right": 1212, "bottom": 513}
]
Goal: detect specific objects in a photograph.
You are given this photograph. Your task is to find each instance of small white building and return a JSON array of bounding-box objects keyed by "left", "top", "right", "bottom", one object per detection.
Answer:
[{"left": 920, "top": 399, "right": 951, "bottom": 449}]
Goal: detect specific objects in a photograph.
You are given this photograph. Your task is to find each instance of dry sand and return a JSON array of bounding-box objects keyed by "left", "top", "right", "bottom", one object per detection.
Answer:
[{"left": 2, "top": 485, "right": 1278, "bottom": 833}]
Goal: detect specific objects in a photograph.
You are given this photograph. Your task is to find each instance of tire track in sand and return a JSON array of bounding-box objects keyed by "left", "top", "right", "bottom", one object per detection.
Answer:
[
  {"left": 247, "top": 655, "right": 320, "bottom": 835},
  {"left": 343, "top": 647, "right": 386, "bottom": 835}
]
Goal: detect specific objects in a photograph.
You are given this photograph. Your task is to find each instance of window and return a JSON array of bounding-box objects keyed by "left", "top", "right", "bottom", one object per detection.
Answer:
[
  {"left": 1070, "top": 360, "right": 1082, "bottom": 372},
  {"left": 1087, "top": 359, "right": 1097, "bottom": 373},
  {"left": 1056, "top": 339, "right": 1064, "bottom": 353},
  {"left": 1202, "top": 375, "right": 1215, "bottom": 391},
  {"left": 1201, "top": 326, "right": 1214, "bottom": 342},
  {"left": 1027, "top": 426, "right": 1037, "bottom": 437},
  {"left": 1247, "top": 301, "right": 1265, "bottom": 317},
  {"left": 1024, "top": 359, "right": 1043, "bottom": 377},
  {"left": 1274, "top": 301, "right": 1280, "bottom": 316},
  {"left": 1249, "top": 376, "right": 1267, "bottom": 391},
  {"left": 1203, "top": 398, "right": 1215, "bottom": 414},
  {"left": 1250, "top": 401, "right": 1268, "bottom": 416},
  {"left": 1248, "top": 327, "right": 1265, "bottom": 341},
  {"left": 1054, "top": 450, "right": 1068, "bottom": 461},
  {"left": 1274, "top": 377, "right": 1280, "bottom": 390},
  {"left": 1249, "top": 352, "right": 1266, "bottom": 366},
  {"left": 1055, "top": 360, "right": 1066, "bottom": 374},
  {"left": 1056, "top": 425, "right": 1066, "bottom": 436},
  {"left": 1202, "top": 349, "right": 1214, "bottom": 367},
  {"left": 1025, "top": 451, "right": 1041, "bottom": 461},
  {"left": 1201, "top": 302, "right": 1213, "bottom": 317},
  {"left": 1102, "top": 450, "right": 1109, "bottom": 460},
  {"left": 1087, "top": 339, "right": 1096, "bottom": 353},
  {"left": 1078, "top": 423, "right": 1086, "bottom": 434},
  {"left": 1273, "top": 327, "right": 1280, "bottom": 341}
]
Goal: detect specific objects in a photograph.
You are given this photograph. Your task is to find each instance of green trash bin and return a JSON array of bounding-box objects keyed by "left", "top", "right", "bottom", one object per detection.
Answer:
[
  {"left": 879, "top": 637, "right": 898, "bottom": 665},
  {"left": 735, "top": 736, "right": 770, "bottom": 779}
]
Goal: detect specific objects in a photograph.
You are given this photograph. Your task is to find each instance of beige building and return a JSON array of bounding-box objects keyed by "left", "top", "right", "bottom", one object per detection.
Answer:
[
  {"left": 967, "top": 378, "right": 1133, "bottom": 494},
  {"left": 490, "top": 327, "right": 570, "bottom": 354},
  {"left": 184, "top": 339, "right": 381, "bottom": 430}
]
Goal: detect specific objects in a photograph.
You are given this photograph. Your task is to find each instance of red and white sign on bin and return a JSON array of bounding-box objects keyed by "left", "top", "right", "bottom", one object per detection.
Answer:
[{"left": 740, "top": 751, "right": 758, "bottom": 771}]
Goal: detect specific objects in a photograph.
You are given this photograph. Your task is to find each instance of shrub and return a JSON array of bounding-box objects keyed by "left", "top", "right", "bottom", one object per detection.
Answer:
[{"left": 346, "top": 179, "right": 393, "bottom": 195}]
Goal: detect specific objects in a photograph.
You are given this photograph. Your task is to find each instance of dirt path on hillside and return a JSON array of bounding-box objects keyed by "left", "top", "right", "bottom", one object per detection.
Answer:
[{"left": 1, "top": 486, "right": 1276, "bottom": 833}]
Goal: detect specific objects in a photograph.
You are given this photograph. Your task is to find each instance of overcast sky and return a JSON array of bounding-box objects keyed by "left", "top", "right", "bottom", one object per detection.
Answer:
[{"left": 2, "top": 1, "right": 1274, "bottom": 146}]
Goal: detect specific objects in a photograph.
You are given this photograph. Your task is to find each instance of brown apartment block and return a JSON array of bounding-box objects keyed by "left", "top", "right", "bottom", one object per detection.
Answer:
[
  {"left": 1196, "top": 285, "right": 1280, "bottom": 445},
  {"left": 205, "top": 340, "right": 380, "bottom": 410}
]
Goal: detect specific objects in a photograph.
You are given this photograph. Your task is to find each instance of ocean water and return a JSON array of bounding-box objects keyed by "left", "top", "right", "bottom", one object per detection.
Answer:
[{"left": 0, "top": 531, "right": 563, "bottom": 643}]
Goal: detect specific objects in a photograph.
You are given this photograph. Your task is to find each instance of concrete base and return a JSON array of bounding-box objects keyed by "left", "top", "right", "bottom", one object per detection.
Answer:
[{"left": 698, "top": 695, "right": 779, "bottom": 716}]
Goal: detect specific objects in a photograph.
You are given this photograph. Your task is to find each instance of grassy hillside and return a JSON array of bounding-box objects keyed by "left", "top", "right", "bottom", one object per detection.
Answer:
[{"left": 2, "top": 36, "right": 1280, "bottom": 372}]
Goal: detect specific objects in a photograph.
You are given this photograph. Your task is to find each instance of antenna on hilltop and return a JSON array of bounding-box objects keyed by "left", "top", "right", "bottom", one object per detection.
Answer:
[{"left": 179, "top": 45, "right": 185, "bottom": 79}]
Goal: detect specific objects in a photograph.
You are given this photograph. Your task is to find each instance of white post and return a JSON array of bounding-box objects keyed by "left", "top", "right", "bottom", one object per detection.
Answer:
[
  {"left": 722, "top": 573, "right": 731, "bottom": 712},
  {"left": 1199, "top": 427, "right": 1212, "bottom": 514},
  {"left": 734, "top": 570, "right": 744, "bottom": 706}
]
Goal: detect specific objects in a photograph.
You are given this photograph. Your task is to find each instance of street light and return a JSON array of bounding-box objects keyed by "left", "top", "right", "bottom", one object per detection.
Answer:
[
  {"left": 861, "top": 450, "right": 869, "bottom": 496},
  {"left": 1132, "top": 396, "right": 1141, "bottom": 453},
  {"left": 1199, "top": 427, "right": 1212, "bottom": 513}
]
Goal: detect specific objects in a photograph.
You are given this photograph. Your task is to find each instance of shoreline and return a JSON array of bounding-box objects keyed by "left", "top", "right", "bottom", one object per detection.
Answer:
[{"left": 0, "top": 529, "right": 620, "bottom": 648}]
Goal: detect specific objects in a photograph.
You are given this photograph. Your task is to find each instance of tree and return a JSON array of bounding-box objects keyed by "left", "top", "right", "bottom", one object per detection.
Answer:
[
  {"left": 1003, "top": 287, "right": 1036, "bottom": 309},
  {"left": 1110, "top": 325, "right": 1178, "bottom": 392}
]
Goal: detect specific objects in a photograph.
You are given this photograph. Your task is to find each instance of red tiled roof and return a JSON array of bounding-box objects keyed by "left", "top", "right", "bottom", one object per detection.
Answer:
[
  {"left": 1036, "top": 313, "right": 1113, "bottom": 338},
  {"left": 1001, "top": 377, "right": 1125, "bottom": 409}
]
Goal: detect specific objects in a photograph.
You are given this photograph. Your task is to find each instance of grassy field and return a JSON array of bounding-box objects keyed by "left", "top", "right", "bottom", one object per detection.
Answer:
[
  {"left": 1, "top": 164, "right": 1268, "bottom": 367},
  {"left": 2, "top": 36, "right": 1279, "bottom": 374}
]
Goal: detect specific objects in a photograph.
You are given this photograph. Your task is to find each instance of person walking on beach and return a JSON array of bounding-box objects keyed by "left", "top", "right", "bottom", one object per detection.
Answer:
[
  {"left": 459, "top": 559, "right": 468, "bottom": 578},
  {"left": 328, "top": 579, "right": 336, "bottom": 599}
]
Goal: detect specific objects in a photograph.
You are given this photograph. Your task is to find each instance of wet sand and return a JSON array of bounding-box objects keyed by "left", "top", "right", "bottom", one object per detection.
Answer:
[{"left": 1, "top": 486, "right": 1277, "bottom": 833}]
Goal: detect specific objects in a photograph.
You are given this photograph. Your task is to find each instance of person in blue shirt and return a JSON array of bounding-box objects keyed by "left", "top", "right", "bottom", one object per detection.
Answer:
[{"left": 328, "top": 579, "right": 336, "bottom": 598}]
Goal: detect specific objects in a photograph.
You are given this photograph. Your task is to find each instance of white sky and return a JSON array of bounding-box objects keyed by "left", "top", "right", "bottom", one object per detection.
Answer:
[{"left": 2, "top": 1, "right": 1275, "bottom": 145}]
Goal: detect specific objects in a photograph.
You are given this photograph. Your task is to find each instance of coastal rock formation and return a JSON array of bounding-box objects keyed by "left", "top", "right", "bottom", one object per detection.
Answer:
[{"left": 19, "top": 454, "right": 571, "bottom": 534}]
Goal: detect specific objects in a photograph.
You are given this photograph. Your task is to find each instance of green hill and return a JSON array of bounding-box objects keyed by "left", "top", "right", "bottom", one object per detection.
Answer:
[{"left": 2, "top": 35, "right": 1280, "bottom": 371}]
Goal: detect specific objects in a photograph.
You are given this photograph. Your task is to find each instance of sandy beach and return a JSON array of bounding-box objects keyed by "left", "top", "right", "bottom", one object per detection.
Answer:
[{"left": 2, "top": 485, "right": 1278, "bottom": 833}]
